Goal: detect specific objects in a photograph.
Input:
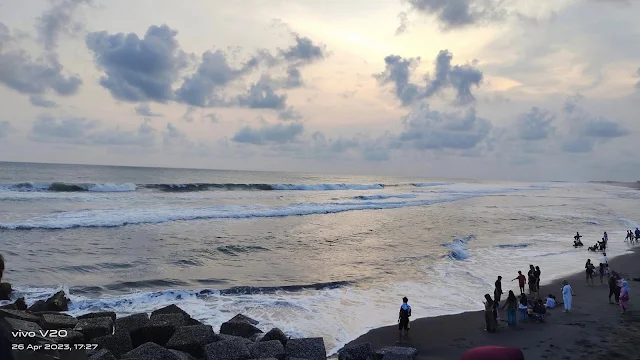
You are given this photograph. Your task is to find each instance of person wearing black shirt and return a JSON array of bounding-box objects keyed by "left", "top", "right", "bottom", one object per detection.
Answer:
[
  {"left": 494, "top": 276, "right": 504, "bottom": 304},
  {"left": 609, "top": 272, "right": 621, "bottom": 304}
]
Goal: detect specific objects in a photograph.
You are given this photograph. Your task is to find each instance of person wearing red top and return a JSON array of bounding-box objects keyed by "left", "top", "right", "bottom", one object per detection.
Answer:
[{"left": 512, "top": 271, "right": 526, "bottom": 294}]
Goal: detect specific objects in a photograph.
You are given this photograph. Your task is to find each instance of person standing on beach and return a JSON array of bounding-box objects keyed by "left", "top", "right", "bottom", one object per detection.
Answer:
[
  {"left": 513, "top": 271, "right": 526, "bottom": 294},
  {"left": 397, "top": 297, "right": 411, "bottom": 343},
  {"left": 505, "top": 291, "right": 518, "bottom": 327},
  {"left": 561, "top": 280, "right": 575, "bottom": 313},
  {"left": 619, "top": 280, "right": 630, "bottom": 313},
  {"left": 635, "top": 228, "right": 640, "bottom": 242},
  {"left": 494, "top": 276, "right": 504, "bottom": 304},
  {"left": 609, "top": 272, "right": 621, "bottom": 304},
  {"left": 483, "top": 294, "right": 497, "bottom": 332},
  {"left": 604, "top": 231, "right": 608, "bottom": 243},
  {"left": 527, "top": 265, "right": 536, "bottom": 296},
  {"left": 599, "top": 263, "right": 606, "bottom": 285},
  {"left": 534, "top": 266, "right": 541, "bottom": 292},
  {"left": 585, "top": 259, "right": 595, "bottom": 285},
  {"left": 626, "top": 230, "right": 632, "bottom": 242}
]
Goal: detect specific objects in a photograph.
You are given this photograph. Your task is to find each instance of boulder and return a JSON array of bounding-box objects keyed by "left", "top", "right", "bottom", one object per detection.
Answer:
[
  {"left": 79, "top": 311, "right": 117, "bottom": 323},
  {"left": 220, "top": 319, "right": 263, "bottom": 339},
  {"left": 93, "top": 330, "right": 134, "bottom": 359},
  {"left": 260, "top": 328, "right": 288, "bottom": 346},
  {"left": 169, "top": 349, "right": 197, "bottom": 360},
  {"left": 51, "top": 330, "right": 84, "bottom": 344},
  {"left": 5, "top": 317, "right": 43, "bottom": 332},
  {"left": 122, "top": 342, "right": 183, "bottom": 360},
  {"left": 41, "top": 313, "right": 78, "bottom": 330},
  {"left": 216, "top": 333, "right": 254, "bottom": 345},
  {"left": 134, "top": 313, "right": 184, "bottom": 346},
  {"left": 151, "top": 304, "right": 203, "bottom": 326},
  {"left": 166, "top": 324, "right": 216, "bottom": 358},
  {"left": 28, "top": 300, "right": 47, "bottom": 312},
  {"left": 0, "top": 282, "right": 12, "bottom": 300},
  {"left": 249, "top": 339, "right": 285, "bottom": 360},
  {"left": 89, "top": 349, "right": 117, "bottom": 360},
  {"left": 44, "top": 290, "right": 70, "bottom": 311},
  {"left": 374, "top": 347, "right": 418, "bottom": 360},
  {"left": 339, "top": 343, "right": 375, "bottom": 360},
  {"left": 229, "top": 314, "right": 259, "bottom": 325},
  {"left": 0, "top": 308, "right": 40, "bottom": 322},
  {"left": 115, "top": 313, "right": 150, "bottom": 347},
  {"left": 74, "top": 317, "right": 114, "bottom": 340},
  {"left": 285, "top": 338, "right": 326, "bottom": 360},
  {"left": 203, "top": 338, "right": 252, "bottom": 360},
  {"left": 0, "top": 297, "right": 27, "bottom": 310}
]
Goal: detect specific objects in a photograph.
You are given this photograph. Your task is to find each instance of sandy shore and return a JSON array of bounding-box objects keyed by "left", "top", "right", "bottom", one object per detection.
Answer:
[{"left": 344, "top": 248, "right": 640, "bottom": 359}]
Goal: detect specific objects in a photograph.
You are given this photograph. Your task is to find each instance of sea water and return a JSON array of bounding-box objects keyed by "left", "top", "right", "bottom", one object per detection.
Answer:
[{"left": 0, "top": 162, "right": 638, "bottom": 354}]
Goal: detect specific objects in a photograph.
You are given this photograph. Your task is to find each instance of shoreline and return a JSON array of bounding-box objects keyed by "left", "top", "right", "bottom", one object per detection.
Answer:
[
  {"left": 342, "top": 247, "right": 640, "bottom": 359},
  {"left": 589, "top": 181, "right": 640, "bottom": 190}
]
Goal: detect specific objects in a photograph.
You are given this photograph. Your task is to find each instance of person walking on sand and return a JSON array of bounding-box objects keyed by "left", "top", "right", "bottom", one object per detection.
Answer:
[
  {"left": 397, "top": 297, "right": 411, "bottom": 344},
  {"left": 626, "top": 230, "right": 632, "bottom": 242},
  {"left": 609, "top": 272, "right": 621, "bottom": 304},
  {"left": 483, "top": 294, "right": 497, "bottom": 332},
  {"left": 620, "top": 280, "right": 630, "bottom": 313},
  {"left": 513, "top": 271, "right": 526, "bottom": 294},
  {"left": 494, "top": 276, "right": 504, "bottom": 304},
  {"left": 505, "top": 290, "right": 518, "bottom": 327},
  {"left": 562, "top": 279, "right": 575, "bottom": 313},
  {"left": 585, "top": 259, "right": 595, "bottom": 286}
]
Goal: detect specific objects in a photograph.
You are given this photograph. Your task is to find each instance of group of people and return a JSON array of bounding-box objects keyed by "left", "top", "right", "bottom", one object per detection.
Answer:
[
  {"left": 575, "top": 229, "right": 640, "bottom": 251},
  {"left": 625, "top": 228, "right": 640, "bottom": 243}
]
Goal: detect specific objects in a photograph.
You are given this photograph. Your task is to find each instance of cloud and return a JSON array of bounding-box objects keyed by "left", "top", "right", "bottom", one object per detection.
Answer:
[
  {"left": 232, "top": 121, "right": 304, "bottom": 144},
  {"left": 163, "top": 122, "right": 191, "bottom": 147},
  {"left": 29, "top": 114, "right": 156, "bottom": 146},
  {"left": 405, "top": 0, "right": 506, "bottom": 30},
  {"left": 282, "top": 66, "right": 303, "bottom": 88},
  {"left": 277, "top": 33, "right": 327, "bottom": 64},
  {"left": 86, "top": 24, "right": 190, "bottom": 103},
  {"left": 636, "top": 67, "right": 640, "bottom": 90},
  {"left": 134, "top": 103, "right": 163, "bottom": 117},
  {"left": 37, "top": 0, "right": 91, "bottom": 53},
  {"left": 516, "top": 107, "right": 556, "bottom": 141},
  {"left": 236, "top": 75, "right": 287, "bottom": 109},
  {"left": 396, "top": 104, "right": 492, "bottom": 150},
  {"left": 278, "top": 107, "right": 303, "bottom": 121},
  {"left": 375, "top": 50, "right": 483, "bottom": 106},
  {"left": 0, "top": 121, "right": 12, "bottom": 139},
  {"left": 203, "top": 113, "right": 220, "bottom": 123},
  {"left": 395, "top": 12, "right": 410, "bottom": 36},
  {"left": 29, "top": 95, "right": 58, "bottom": 108}
]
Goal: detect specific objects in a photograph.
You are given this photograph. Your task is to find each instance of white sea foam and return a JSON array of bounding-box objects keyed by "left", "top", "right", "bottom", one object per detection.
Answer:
[
  {"left": 87, "top": 183, "right": 137, "bottom": 192},
  {"left": 271, "top": 184, "right": 385, "bottom": 191}
]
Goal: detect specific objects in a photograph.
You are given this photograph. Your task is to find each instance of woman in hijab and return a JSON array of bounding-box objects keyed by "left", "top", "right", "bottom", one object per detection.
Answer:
[
  {"left": 518, "top": 293, "right": 528, "bottom": 321},
  {"left": 483, "top": 294, "right": 497, "bottom": 332},
  {"left": 505, "top": 290, "right": 518, "bottom": 326},
  {"left": 620, "top": 280, "right": 630, "bottom": 313},
  {"left": 562, "top": 279, "right": 575, "bottom": 313}
]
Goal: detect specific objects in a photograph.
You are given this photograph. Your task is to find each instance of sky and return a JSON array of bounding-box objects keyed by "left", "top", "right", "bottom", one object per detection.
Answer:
[{"left": 0, "top": 0, "right": 639, "bottom": 182}]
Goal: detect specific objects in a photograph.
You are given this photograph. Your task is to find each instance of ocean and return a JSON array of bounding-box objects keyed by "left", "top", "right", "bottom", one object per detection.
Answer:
[{"left": 0, "top": 161, "right": 638, "bottom": 353}]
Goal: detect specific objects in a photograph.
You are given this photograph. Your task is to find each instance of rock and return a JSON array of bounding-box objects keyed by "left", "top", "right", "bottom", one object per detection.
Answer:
[
  {"left": 229, "top": 314, "right": 259, "bottom": 325},
  {"left": 285, "top": 338, "right": 326, "bottom": 360},
  {"left": 187, "top": 317, "right": 204, "bottom": 326},
  {"left": 115, "top": 313, "right": 150, "bottom": 348},
  {"left": 51, "top": 330, "right": 84, "bottom": 344},
  {"left": 203, "top": 338, "right": 252, "bottom": 360},
  {"left": 0, "top": 282, "right": 12, "bottom": 300},
  {"left": 216, "top": 333, "right": 254, "bottom": 345},
  {"left": 5, "top": 317, "right": 43, "bottom": 332},
  {"left": 0, "top": 297, "right": 27, "bottom": 310},
  {"left": 93, "top": 330, "right": 134, "bottom": 359},
  {"left": 134, "top": 313, "right": 184, "bottom": 347},
  {"left": 339, "top": 343, "right": 375, "bottom": 360},
  {"left": 261, "top": 328, "right": 288, "bottom": 346},
  {"left": 44, "top": 290, "right": 70, "bottom": 311},
  {"left": 249, "top": 340, "right": 285, "bottom": 360},
  {"left": 41, "top": 313, "right": 78, "bottom": 330},
  {"left": 374, "top": 347, "right": 418, "bottom": 360},
  {"left": 166, "top": 324, "right": 216, "bottom": 358},
  {"left": 122, "top": 342, "right": 183, "bottom": 360},
  {"left": 169, "top": 349, "right": 197, "bottom": 360},
  {"left": 220, "top": 319, "right": 263, "bottom": 339},
  {"left": 89, "top": 349, "right": 117, "bottom": 360},
  {"left": 151, "top": 304, "right": 191, "bottom": 319},
  {"left": 28, "top": 300, "right": 47, "bottom": 312},
  {"left": 0, "top": 308, "right": 40, "bottom": 322},
  {"left": 74, "top": 317, "right": 114, "bottom": 340},
  {"left": 79, "top": 311, "right": 117, "bottom": 322}
]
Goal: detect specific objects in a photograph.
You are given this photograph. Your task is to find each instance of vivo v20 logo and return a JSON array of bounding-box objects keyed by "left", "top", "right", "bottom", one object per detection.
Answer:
[{"left": 12, "top": 329, "right": 68, "bottom": 338}]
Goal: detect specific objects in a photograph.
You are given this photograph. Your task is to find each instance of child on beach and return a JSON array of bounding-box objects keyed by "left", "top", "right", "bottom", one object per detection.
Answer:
[
  {"left": 505, "top": 291, "right": 518, "bottom": 327},
  {"left": 562, "top": 279, "right": 575, "bottom": 313},
  {"left": 513, "top": 271, "right": 526, "bottom": 294},
  {"left": 397, "top": 297, "right": 411, "bottom": 343},
  {"left": 620, "top": 280, "right": 630, "bottom": 313},
  {"left": 545, "top": 294, "right": 556, "bottom": 309}
]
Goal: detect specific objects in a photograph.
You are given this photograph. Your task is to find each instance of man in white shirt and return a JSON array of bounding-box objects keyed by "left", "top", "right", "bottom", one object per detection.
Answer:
[{"left": 603, "top": 252, "right": 608, "bottom": 267}]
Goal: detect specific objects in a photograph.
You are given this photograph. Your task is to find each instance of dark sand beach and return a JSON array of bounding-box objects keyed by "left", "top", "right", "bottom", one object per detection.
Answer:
[{"left": 345, "top": 248, "right": 640, "bottom": 359}]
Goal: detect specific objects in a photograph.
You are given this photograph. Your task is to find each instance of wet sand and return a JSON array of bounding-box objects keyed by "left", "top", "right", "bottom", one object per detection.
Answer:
[{"left": 344, "top": 248, "right": 640, "bottom": 359}]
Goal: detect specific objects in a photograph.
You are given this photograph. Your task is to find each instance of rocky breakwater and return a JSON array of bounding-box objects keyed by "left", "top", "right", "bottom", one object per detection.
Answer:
[{"left": 0, "top": 290, "right": 330, "bottom": 360}]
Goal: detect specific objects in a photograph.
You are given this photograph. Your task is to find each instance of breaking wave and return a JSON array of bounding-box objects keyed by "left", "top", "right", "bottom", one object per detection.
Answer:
[
  {"left": 0, "top": 182, "right": 136, "bottom": 192},
  {"left": 443, "top": 235, "right": 476, "bottom": 260}
]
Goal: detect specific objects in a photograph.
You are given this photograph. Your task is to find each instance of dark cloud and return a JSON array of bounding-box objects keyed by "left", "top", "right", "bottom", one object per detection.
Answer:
[
  {"left": 581, "top": 118, "right": 629, "bottom": 138},
  {"left": 278, "top": 34, "right": 327, "bottom": 64},
  {"left": 516, "top": 107, "right": 556, "bottom": 141},
  {"left": 396, "top": 104, "right": 492, "bottom": 150},
  {"left": 29, "top": 95, "right": 58, "bottom": 108},
  {"left": 405, "top": 0, "right": 506, "bottom": 30},
  {"left": 283, "top": 66, "right": 303, "bottom": 88},
  {"left": 0, "top": 121, "right": 11, "bottom": 139},
  {"left": 86, "top": 25, "right": 189, "bottom": 103},
  {"left": 375, "top": 50, "right": 483, "bottom": 106},
  {"left": 232, "top": 121, "right": 303, "bottom": 144},
  {"left": 29, "top": 114, "right": 156, "bottom": 146},
  {"left": 561, "top": 138, "right": 595, "bottom": 153},
  {"left": 134, "top": 103, "right": 163, "bottom": 117},
  {"left": 236, "top": 75, "right": 287, "bottom": 109},
  {"left": 278, "top": 107, "right": 303, "bottom": 121},
  {"left": 37, "top": 0, "right": 91, "bottom": 52},
  {"left": 395, "top": 12, "right": 409, "bottom": 36}
]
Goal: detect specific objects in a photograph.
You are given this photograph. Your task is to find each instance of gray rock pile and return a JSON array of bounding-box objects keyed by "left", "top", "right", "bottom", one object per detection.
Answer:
[{"left": 0, "top": 290, "right": 330, "bottom": 360}]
